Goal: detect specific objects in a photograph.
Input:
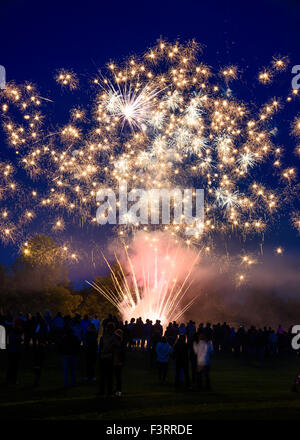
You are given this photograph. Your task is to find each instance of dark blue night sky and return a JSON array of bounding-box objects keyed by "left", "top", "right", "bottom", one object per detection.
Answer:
[{"left": 0, "top": 0, "right": 299, "bottom": 284}]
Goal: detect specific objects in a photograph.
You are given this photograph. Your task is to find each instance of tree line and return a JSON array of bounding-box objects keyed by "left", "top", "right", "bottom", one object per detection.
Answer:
[{"left": 0, "top": 234, "right": 117, "bottom": 318}]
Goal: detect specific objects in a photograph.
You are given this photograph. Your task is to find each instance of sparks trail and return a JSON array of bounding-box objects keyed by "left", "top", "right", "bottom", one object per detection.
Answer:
[{"left": 87, "top": 240, "right": 200, "bottom": 325}]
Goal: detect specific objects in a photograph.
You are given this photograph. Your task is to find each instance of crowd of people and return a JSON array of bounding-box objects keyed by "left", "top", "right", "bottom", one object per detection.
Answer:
[{"left": 0, "top": 311, "right": 297, "bottom": 395}]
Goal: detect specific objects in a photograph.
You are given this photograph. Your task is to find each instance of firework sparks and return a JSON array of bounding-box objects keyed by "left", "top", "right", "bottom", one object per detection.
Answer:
[
  {"left": 87, "top": 236, "right": 200, "bottom": 325},
  {"left": 103, "top": 81, "right": 164, "bottom": 130},
  {"left": 0, "top": 40, "right": 299, "bottom": 314}
]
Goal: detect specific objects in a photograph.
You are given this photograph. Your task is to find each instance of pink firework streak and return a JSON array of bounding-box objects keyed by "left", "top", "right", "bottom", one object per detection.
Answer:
[{"left": 88, "top": 233, "right": 200, "bottom": 326}]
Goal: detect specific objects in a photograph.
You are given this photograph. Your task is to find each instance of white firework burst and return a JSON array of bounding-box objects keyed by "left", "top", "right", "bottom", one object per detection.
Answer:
[
  {"left": 114, "top": 157, "right": 129, "bottom": 174},
  {"left": 191, "top": 136, "right": 209, "bottom": 155},
  {"left": 215, "top": 135, "right": 233, "bottom": 156},
  {"left": 184, "top": 99, "right": 204, "bottom": 126},
  {"left": 164, "top": 91, "right": 182, "bottom": 111},
  {"left": 215, "top": 188, "right": 240, "bottom": 209},
  {"left": 104, "top": 82, "right": 163, "bottom": 130},
  {"left": 149, "top": 110, "right": 166, "bottom": 130},
  {"left": 172, "top": 127, "right": 194, "bottom": 153},
  {"left": 237, "top": 152, "right": 259, "bottom": 171}
]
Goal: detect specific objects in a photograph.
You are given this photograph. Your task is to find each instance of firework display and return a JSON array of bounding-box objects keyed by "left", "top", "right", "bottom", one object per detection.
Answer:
[{"left": 0, "top": 40, "right": 299, "bottom": 322}]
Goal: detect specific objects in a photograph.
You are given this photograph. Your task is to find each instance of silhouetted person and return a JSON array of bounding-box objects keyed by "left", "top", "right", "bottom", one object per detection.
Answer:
[
  {"left": 268, "top": 330, "right": 278, "bottom": 355},
  {"left": 204, "top": 323, "right": 213, "bottom": 341},
  {"left": 35, "top": 313, "right": 48, "bottom": 342},
  {"left": 151, "top": 320, "right": 163, "bottom": 365},
  {"left": 102, "top": 314, "right": 114, "bottom": 332},
  {"left": 178, "top": 323, "right": 186, "bottom": 336},
  {"left": 213, "top": 323, "right": 222, "bottom": 352},
  {"left": 72, "top": 316, "right": 82, "bottom": 343},
  {"left": 233, "top": 326, "right": 245, "bottom": 357},
  {"left": 142, "top": 319, "right": 152, "bottom": 351},
  {"left": 186, "top": 320, "right": 196, "bottom": 344},
  {"left": 44, "top": 311, "right": 52, "bottom": 334},
  {"left": 80, "top": 315, "right": 91, "bottom": 344},
  {"left": 6, "top": 326, "right": 22, "bottom": 385},
  {"left": 173, "top": 334, "right": 190, "bottom": 389},
  {"left": 58, "top": 328, "right": 81, "bottom": 387},
  {"left": 133, "top": 317, "right": 143, "bottom": 349},
  {"left": 156, "top": 336, "right": 172, "bottom": 383},
  {"left": 84, "top": 324, "right": 98, "bottom": 381},
  {"left": 98, "top": 322, "right": 115, "bottom": 396},
  {"left": 122, "top": 321, "right": 131, "bottom": 348},
  {"left": 165, "top": 322, "right": 177, "bottom": 346},
  {"left": 91, "top": 314, "right": 100, "bottom": 335},
  {"left": 24, "top": 313, "right": 36, "bottom": 350},
  {"left": 127, "top": 318, "right": 135, "bottom": 349},
  {"left": 113, "top": 329, "right": 126, "bottom": 396}
]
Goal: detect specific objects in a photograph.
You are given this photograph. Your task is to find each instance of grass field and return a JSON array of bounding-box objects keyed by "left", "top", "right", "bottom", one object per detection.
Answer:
[{"left": 1, "top": 348, "right": 300, "bottom": 420}]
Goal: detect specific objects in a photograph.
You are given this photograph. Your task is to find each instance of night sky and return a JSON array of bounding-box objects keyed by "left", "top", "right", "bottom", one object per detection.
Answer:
[{"left": 0, "top": 0, "right": 299, "bottom": 285}]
